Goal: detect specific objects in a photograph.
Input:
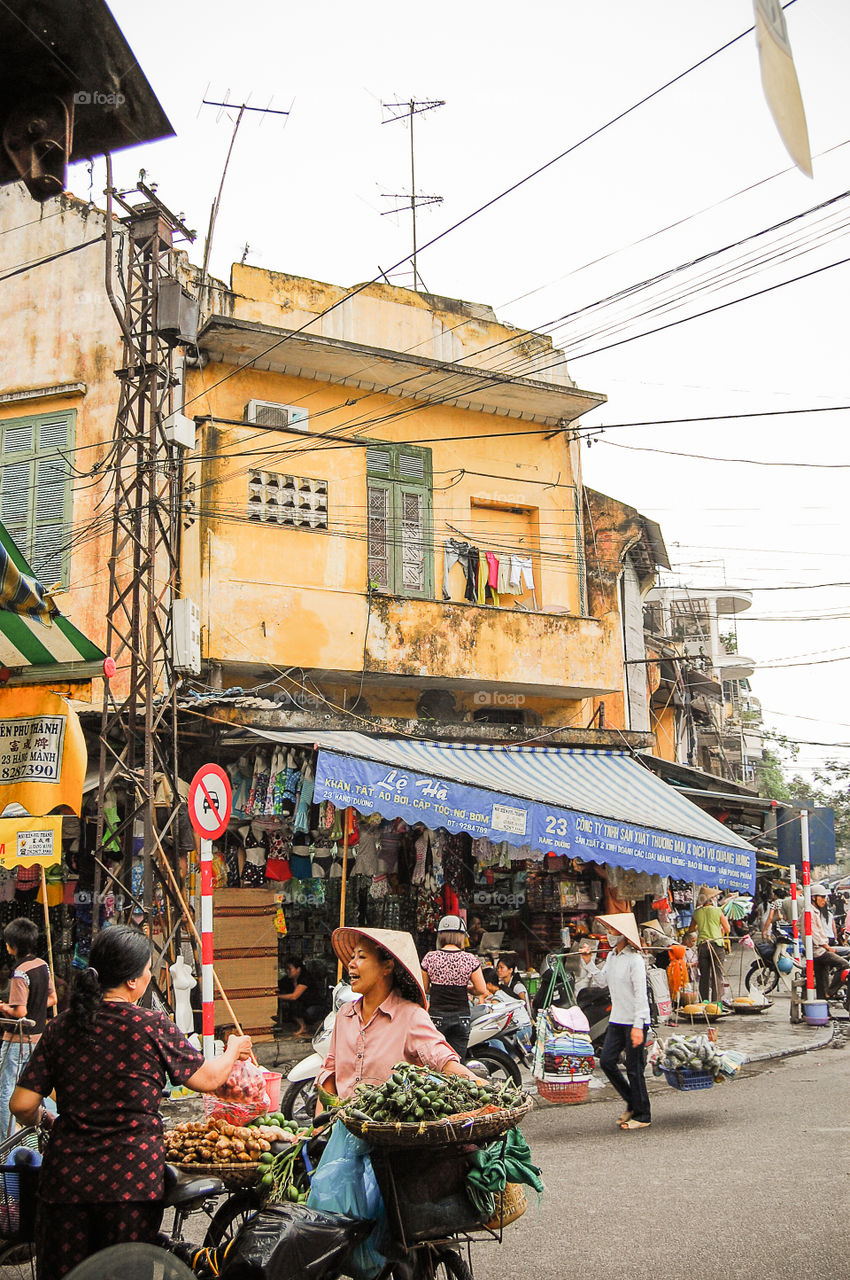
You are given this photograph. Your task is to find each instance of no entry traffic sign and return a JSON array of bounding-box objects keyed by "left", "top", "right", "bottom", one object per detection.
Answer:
[{"left": 188, "top": 764, "right": 232, "bottom": 841}]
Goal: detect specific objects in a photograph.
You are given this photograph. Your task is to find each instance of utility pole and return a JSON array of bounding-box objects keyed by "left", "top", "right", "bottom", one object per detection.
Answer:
[
  {"left": 93, "top": 169, "right": 196, "bottom": 979},
  {"left": 381, "top": 98, "right": 444, "bottom": 291}
]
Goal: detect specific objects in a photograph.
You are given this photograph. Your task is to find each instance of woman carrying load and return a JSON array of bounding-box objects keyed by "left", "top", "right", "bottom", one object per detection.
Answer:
[{"left": 578, "top": 912, "right": 652, "bottom": 1132}]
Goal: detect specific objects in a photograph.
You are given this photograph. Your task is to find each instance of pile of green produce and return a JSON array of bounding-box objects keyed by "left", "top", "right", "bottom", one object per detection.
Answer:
[
  {"left": 656, "top": 1034, "right": 723, "bottom": 1076},
  {"left": 344, "top": 1063, "right": 525, "bottom": 1125},
  {"left": 257, "top": 1140, "right": 312, "bottom": 1203},
  {"left": 246, "top": 1112, "right": 304, "bottom": 1139}
]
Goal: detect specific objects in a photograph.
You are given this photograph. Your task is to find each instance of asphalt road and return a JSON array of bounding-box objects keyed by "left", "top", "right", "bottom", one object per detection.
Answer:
[{"left": 474, "top": 1035, "right": 849, "bottom": 1280}]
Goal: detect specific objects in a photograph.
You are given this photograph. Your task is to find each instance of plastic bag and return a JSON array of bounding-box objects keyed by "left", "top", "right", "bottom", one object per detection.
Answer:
[
  {"left": 306, "top": 1122, "right": 385, "bottom": 1280},
  {"left": 217, "top": 1203, "right": 373, "bottom": 1280},
  {"left": 207, "top": 1058, "right": 270, "bottom": 1124}
]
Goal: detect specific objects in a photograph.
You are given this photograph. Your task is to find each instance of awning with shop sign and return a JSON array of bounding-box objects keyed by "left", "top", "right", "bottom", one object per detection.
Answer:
[
  {"left": 0, "top": 816, "right": 62, "bottom": 868},
  {"left": 245, "top": 730, "right": 756, "bottom": 892}
]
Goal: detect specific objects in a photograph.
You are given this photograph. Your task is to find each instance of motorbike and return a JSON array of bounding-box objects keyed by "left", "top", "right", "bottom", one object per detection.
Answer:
[
  {"left": 282, "top": 986, "right": 524, "bottom": 1120},
  {"left": 745, "top": 920, "right": 798, "bottom": 995}
]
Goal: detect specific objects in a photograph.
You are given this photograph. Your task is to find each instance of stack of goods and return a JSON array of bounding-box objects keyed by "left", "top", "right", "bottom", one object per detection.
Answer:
[{"left": 532, "top": 1007, "right": 595, "bottom": 1104}]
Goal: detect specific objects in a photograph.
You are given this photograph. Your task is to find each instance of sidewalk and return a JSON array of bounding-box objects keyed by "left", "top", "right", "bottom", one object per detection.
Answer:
[{"left": 532, "top": 990, "right": 847, "bottom": 1109}]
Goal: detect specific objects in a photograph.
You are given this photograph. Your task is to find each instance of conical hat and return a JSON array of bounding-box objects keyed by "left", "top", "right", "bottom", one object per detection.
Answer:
[
  {"left": 596, "top": 912, "right": 643, "bottom": 950},
  {"left": 332, "top": 926, "right": 426, "bottom": 1006}
]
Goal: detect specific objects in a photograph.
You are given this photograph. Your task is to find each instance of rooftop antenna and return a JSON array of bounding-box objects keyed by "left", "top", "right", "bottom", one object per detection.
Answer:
[
  {"left": 198, "top": 95, "right": 291, "bottom": 314},
  {"left": 381, "top": 98, "right": 444, "bottom": 291}
]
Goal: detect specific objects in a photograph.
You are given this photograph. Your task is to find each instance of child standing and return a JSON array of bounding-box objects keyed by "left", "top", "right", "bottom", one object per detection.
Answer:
[{"left": 0, "top": 919, "right": 57, "bottom": 1134}]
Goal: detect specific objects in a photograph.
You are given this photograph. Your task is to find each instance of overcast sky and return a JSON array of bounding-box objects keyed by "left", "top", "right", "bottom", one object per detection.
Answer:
[{"left": 75, "top": 0, "right": 850, "bottom": 779}]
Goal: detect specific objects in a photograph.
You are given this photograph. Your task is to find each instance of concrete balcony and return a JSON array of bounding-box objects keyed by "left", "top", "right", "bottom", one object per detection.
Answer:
[{"left": 363, "top": 596, "right": 619, "bottom": 699}]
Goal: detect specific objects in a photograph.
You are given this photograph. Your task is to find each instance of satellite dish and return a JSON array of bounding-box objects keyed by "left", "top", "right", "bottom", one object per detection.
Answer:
[{"left": 65, "top": 1243, "right": 194, "bottom": 1280}]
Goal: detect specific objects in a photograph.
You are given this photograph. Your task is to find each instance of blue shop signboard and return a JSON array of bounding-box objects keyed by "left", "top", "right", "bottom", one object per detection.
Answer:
[{"left": 314, "top": 750, "right": 755, "bottom": 893}]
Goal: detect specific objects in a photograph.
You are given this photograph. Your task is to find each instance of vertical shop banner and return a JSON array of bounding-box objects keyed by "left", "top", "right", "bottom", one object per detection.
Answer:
[
  {"left": 0, "top": 687, "right": 87, "bottom": 816},
  {"left": 0, "top": 815, "right": 63, "bottom": 868},
  {"left": 314, "top": 750, "right": 755, "bottom": 892}
]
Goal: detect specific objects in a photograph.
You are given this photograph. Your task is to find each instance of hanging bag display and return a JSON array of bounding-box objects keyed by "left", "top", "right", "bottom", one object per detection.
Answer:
[{"left": 531, "top": 957, "right": 594, "bottom": 1104}]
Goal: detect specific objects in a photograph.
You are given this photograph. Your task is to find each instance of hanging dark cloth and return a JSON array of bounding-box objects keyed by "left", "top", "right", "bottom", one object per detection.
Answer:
[{"left": 466, "top": 547, "right": 480, "bottom": 602}]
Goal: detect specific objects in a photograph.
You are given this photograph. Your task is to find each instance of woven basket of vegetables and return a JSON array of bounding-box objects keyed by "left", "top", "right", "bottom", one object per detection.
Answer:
[
  {"left": 340, "top": 1064, "right": 533, "bottom": 1147},
  {"left": 165, "top": 1115, "right": 297, "bottom": 1188}
]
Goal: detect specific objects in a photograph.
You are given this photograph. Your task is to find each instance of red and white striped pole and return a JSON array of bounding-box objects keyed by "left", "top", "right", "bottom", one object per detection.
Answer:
[
  {"left": 800, "top": 812, "right": 816, "bottom": 1004},
  {"left": 200, "top": 837, "right": 215, "bottom": 1058},
  {"left": 789, "top": 864, "right": 801, "bottom": 960}
]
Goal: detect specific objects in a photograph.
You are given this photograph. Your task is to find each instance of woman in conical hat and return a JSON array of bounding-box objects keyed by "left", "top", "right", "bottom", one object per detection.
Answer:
[
  {"left": 579, "top": 913, "right": 652, "bottom": 1131},
  {"left": 317, "top": 926, "right": 482, "bottom": 1101}
]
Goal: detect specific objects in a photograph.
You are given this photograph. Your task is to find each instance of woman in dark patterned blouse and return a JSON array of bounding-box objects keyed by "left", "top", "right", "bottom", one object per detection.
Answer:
[
  {"left": 420, "top": 915, "right": 487, "bottom": 1057},
  {"left": 11, "top": 926, "right": 252, "bottom": 1279}
]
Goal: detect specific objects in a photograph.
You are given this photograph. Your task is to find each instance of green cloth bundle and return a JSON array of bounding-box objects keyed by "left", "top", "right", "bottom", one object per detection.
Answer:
[{"left": 465, "top": 1128, "right": 544, "bottom": 1217}]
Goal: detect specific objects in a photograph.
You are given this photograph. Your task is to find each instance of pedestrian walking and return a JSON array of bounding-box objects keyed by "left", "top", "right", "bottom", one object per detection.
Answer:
[{"left": 579, "top": 913, "right": 652, "bottom": 1131}]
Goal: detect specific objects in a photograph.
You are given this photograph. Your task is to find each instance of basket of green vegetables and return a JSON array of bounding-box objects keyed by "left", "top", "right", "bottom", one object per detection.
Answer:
[
  {"left": 657, "top": 1034, "right": 720, "bottom": 1091},
  {"left": 340, "top": 1064, "right": 533, "bottom": 1146}
]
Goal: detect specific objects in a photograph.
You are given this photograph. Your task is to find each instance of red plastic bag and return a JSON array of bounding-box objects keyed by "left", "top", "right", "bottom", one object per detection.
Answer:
[{"left": 207, "top": 1058, "right": 270, "bottom": 1123}]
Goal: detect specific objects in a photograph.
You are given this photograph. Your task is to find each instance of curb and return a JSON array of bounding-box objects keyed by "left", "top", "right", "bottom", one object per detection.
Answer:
[{"left": 530, "top": 1018, "right": 845, "bottom": 1108}]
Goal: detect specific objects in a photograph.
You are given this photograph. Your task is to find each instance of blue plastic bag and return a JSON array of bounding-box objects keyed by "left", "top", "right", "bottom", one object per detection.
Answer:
[{"left": 306, "top": 1122, "right": 386, "bottom": 1280}]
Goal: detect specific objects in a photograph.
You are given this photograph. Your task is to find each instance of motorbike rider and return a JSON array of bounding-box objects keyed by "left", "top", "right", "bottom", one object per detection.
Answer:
[{"left": 810, "top": 886, "right": 846, "bottom": 999}]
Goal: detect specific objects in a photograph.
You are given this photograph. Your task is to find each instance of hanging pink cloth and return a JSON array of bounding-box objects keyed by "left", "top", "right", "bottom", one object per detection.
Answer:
[{"left": 485, "top": 551, "right": 500, "bottom": 588}]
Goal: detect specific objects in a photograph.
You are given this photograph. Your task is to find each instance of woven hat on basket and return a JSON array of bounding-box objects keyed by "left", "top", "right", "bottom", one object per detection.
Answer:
[
  {"left": 332, "top": 926, "right": 426, "bottom": 1006},
  {"left": 595, "top": 912, "right": 643, "bottom": 950}
]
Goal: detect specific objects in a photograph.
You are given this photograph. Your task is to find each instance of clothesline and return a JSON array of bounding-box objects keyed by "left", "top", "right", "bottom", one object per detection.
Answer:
[{"left": 443, "top": 538, "right": 539, "bottom": 609}]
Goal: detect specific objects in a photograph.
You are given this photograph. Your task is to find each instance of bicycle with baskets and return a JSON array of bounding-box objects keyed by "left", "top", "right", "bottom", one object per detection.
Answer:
[{"left": 0, "top": 1103, "right": 531, "bottom": 1279}]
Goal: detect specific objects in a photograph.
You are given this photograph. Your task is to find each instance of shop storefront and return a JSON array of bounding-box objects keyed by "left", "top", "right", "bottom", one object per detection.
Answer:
[{"left": 197, "top": 730, "right": 756, "bottom": 1010}]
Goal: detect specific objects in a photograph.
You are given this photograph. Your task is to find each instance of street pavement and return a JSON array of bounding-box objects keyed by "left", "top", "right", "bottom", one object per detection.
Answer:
[{"left": 476, "top": 1021, "right": 850, "bottom": 1280}]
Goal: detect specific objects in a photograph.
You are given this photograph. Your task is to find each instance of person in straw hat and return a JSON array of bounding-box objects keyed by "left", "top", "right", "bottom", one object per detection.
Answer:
[
  {"left": 578, "top": 913, "right": 652, "bottom": 1131},
  {"left": 317, "top": 926, "right": 483, "bottom": 1102},
  {"left": 693, "top": 886, "right": 730, "bottom": 1004}
]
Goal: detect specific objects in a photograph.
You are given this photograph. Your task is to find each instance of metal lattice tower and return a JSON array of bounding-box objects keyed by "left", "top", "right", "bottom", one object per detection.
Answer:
[{"left": 93, "top": 180, "right": 195, "bottom": 959}]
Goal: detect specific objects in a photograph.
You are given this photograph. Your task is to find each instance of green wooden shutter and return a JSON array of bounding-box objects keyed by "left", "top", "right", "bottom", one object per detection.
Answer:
[
  {"left": 0, "top": 411, "right": 74, "bottom": 587},
  {"left": 365, "top": 442, "right": 433, "bottom": 597}
]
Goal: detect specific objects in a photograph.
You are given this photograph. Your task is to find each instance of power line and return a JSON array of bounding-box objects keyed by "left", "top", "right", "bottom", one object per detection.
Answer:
[
  {"left": 179, "top": 5, "right": 793, "bottom": 418},
  {"left": 599, "top": 440, "right": 850, "bottom": 468}
]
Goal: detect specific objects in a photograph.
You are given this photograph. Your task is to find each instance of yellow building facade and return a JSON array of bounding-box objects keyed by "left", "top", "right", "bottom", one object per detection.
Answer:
[{"left": 182, "top": 266, "right": 631, "bottom": 726}]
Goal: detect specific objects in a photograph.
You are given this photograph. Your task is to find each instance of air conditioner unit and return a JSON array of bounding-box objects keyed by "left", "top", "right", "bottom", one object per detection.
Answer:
[
  {"left": 171, "top": 599, "right": 201, "bottom": 674},
  {"left": 244, "top": 400, "right": 309, "bottom": 431}
]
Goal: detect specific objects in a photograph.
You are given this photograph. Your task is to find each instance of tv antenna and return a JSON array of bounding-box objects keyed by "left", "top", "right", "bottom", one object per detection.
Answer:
[
  {"left": 198, "top": 94, "right": 291, "bottom": 312},
  {"left": 381, "top": 98, "right": 444, "bottom": 291}
]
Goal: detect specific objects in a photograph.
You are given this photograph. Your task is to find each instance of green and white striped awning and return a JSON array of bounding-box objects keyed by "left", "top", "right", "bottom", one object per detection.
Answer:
[{"left": 0, "top": 522, "right": 104, "bottom": 681}]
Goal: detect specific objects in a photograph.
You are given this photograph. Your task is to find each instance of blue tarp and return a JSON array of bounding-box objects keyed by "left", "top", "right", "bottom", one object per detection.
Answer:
[{"left": 312, "top": 741, "right": 756, "bottom": 893}]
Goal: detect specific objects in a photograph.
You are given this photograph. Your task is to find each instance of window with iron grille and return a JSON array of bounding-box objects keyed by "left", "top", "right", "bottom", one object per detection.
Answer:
[
  {"left": 0, "top": 410, "right": 75, "bottom": 587},
  {"left": 247, "top": 470, "right": 328, "bottom": 529},
  {"left": 366, "top": 444, "right": 433, "bottom": 598}
]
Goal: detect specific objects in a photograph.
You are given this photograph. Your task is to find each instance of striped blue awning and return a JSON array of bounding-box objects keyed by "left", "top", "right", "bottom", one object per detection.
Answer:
[{"left": 247, "top": 730, "right": 756, "bottom": 892}]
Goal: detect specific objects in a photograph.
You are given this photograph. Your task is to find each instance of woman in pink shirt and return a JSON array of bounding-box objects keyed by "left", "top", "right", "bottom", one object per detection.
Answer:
[{"left": 318, "top": 926, "right": 481, "bottom": 1100}]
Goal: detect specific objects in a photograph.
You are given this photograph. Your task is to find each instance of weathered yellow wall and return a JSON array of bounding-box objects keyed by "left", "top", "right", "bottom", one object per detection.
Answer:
[
  {"left": 651, "top": 705, "right": 678, "bottom": 762},
  {"left": 183, "top": 296, "right": 607, "bottom": 711},
  {"left": 0, "top": 186, "right": 122, "bottom": 654}
]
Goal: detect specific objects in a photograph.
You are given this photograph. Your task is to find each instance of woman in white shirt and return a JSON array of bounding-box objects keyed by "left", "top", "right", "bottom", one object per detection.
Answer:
[{"left": 579, "top": 913, "right": 652, "bottom": 1131}]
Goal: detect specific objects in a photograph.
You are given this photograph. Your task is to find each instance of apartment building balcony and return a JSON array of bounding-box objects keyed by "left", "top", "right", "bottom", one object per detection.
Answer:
[{"left": 361, "top": 596, "right": 619, "bottom": 699}]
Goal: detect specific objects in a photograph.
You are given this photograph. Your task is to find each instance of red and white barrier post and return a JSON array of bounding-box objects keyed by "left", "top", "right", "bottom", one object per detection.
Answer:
[
  {"left": 789, "top": 864, "right": 801, "bottom": 960},
  {"left": 188, "top": 765, "right": 232, "bottom": 1060},
  {"left": 200, "top": 837, "right": 215, "bottom": 1058},
  {"left": 800, "top": 811, "right": 816, "bottom": 1004}
]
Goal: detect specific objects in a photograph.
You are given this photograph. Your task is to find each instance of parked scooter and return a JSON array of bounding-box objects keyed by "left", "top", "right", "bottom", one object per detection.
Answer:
[
  {"left": 282, "top": 985, "right": 523, "bottom": 1120},
  {"left": 464, "top": 994, "right": 527, "bottom": 1083},
  {"left": 745, "top": 920, "right": 798, "bottom": 995}
]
